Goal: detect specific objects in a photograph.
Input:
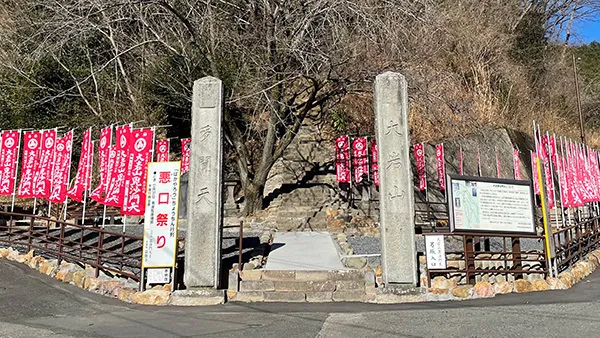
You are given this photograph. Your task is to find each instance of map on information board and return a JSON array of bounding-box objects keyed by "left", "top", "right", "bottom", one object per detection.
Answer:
[{"left": 447, "top": 174, "right": 536, "bottom": 234}]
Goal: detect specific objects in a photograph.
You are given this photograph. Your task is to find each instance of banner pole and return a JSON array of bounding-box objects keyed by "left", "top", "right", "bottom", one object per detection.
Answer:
[
  {"left": 556, "top": 136, "right": 566, "bottom": 227},
  {"left": 47, "top": 128, "right": 58, "bottom": 219},
  {"left": 477, "top": 146, "right": 481, "bottom": 177},
  {"left": 63, "top": 130, "right": 74, "bottom": 221},
  {"left": 545, "top": 131, "right": 560, "bottom": 229},
  {"left": 102, "top": 205, "right": 107, "bottom": 229},
  {"left": 442, "top": 143, "right": 446, "bottom": 202},
  {"left": 349, "top": 136, "right": 353, "bottom": 208},
  {"left": 536, "top": 154, "right": 555, "bottom": 277},
  {"left": 11, "top": 130, "right": 22, "bottom": 213},
  {"left": 122, "top": 124, "right": 134, "bottom": 233},
  {"left": 101, "top": 126, "right": 113, "bottom": 229},
  {"left": 33, "top": 198, "right": 37, "bottom": 215},
  {"left": 82, "top": 134, "right": 93, "bottom": 225},
  {"left": 459, "top": 146, "right": 463, "bottom": 175}
]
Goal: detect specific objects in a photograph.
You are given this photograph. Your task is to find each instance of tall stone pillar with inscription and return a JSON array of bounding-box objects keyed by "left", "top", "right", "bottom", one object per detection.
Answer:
[
  {"left": 374, "top": 72, "right": 417, "bottom": 286},
  {"left": 184, "top": 76, "right": 224, "bottom": 288}
]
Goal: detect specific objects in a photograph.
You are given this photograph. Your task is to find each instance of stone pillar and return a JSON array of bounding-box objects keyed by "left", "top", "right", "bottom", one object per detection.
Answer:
[
  {"left": 374, "top": 72, "right": 417, "bottom": 285},
  {"left": 184, "top": 76, "right": 224, "bottom": 288},
  {"left": 224, "top": 181, "right": 237, "bottom": 209}
]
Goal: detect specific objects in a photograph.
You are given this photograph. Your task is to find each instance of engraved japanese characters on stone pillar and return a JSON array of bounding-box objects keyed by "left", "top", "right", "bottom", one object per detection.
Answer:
[
  {"left": 374, "top": 72, "right": 417, "bottom": 285},
  {"left": 184, "top": 76, "right": 223, "bottom": 288}
]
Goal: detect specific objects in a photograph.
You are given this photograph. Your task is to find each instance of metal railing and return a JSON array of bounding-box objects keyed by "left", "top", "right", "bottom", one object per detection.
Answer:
[
  {"left": 0, "top": 212, "right": 143, "bottom": 281},
  {"left": 424, "top": 231, "right": 548, "bottom": 287},
  {"left": 553, "top": 215, "right": 600, "bottom": 272}
]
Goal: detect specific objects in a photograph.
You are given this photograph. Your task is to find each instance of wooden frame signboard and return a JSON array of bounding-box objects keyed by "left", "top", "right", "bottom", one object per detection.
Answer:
[{"left": 446, "top": 174, "right": 536, "bottom": 234}]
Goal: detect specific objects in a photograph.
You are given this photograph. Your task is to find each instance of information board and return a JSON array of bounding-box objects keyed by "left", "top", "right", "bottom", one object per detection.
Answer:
[
  {"left": 142, "top": 161, "right": 181, "bottom": 268},
  {"left": 447, "top": 174, "right": 536, "bottom": 234}
]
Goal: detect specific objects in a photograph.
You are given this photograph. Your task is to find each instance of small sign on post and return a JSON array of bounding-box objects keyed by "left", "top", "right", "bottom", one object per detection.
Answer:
[
  {"left": 147, "top": 268, "right": 171, "bottom": 284},
  {"left": 425, "top": 235, "right": 447, "bottom": 270},
  {"left": 141, "top": 161, "right": 181, "bottom": 290}
]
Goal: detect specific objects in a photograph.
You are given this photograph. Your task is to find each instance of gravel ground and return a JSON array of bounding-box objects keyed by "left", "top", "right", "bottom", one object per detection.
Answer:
[{"left": 348, "top": 235, "right": 545, "bottom": 255}]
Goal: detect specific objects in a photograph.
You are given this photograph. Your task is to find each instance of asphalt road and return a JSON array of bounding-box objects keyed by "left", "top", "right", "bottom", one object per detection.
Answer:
[{"left": 2, "top": 260, "right": 600, "bottom": 338}]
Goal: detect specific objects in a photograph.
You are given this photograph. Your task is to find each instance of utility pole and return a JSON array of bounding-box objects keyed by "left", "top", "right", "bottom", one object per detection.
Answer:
[{"left": 573, "top": 53, "right": 585, "bottom": 145}]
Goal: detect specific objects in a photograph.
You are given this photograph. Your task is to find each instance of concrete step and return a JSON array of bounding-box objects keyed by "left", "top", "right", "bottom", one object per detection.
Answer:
[{"left": 231, "top": 268, "right": 373, "bottom": 303}]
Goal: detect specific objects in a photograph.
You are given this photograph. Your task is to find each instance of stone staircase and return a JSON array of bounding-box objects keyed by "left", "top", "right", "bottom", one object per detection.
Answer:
[
  {"left": 262, "top": 185, "right": 335, "bottom": 231},
  {"left": 228, "top": 269, "right": 376, "bottom": 303}
]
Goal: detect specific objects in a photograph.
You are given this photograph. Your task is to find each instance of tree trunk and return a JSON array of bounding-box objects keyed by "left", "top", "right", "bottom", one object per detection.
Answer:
[{"left": 243, "top": 181, "right": 264, "bottom": 216}]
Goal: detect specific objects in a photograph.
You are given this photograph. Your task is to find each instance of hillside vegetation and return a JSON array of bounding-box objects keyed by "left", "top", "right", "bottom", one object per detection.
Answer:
[{"left": 0, "top": 1, "right": 599, "bottom": 214}]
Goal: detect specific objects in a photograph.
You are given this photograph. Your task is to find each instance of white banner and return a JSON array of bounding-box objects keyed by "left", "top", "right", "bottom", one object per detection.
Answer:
[
  {"left": 425, "top": 235, "right": 446, "bottom": 270},
  {"left": 142, "top": 161, "right": 181, "bottom": 268}
]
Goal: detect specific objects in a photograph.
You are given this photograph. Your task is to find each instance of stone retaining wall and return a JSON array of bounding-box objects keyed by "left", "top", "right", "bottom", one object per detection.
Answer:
[
  {"left": 0, "top": 246, "right": 224, "bottom": 306},
  {"left": 421, "top": 248, "right": 600, "bottom": 301},
  {"left": 3, "top": 244, "right": 599, "bottom": 305}
]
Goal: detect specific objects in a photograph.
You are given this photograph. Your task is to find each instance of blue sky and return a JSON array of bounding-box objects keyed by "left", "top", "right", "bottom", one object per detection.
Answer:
[{"left": 574, "top": 15, "right": 600, "bottom": 43}]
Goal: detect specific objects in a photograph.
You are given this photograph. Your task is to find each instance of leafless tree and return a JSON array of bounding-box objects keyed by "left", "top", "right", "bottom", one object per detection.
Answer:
[{"left": 1, "top": 0, "right": 600, "bottom": 215}]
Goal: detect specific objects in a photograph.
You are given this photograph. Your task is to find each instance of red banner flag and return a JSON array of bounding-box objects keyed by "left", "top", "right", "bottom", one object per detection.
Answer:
[
  {"left": 537, "top": 133, "right": 555, "bottom": 208},
  {"left": 458, "top": 147, "right": 464, "bottom": 175},
  {"left": 121, "top": 128, "right": 154, "bottom": 216},
  {"left": 17, "top": 131, "right": 41, "bottom": 198},
  {"left": 414, "top": 143, "right": 426, "bottom": 191},
  {"left": 567, "top": 141, "right": 584, "bottom": 207},
  {"left": 557, "top": 155, "right": 569, "bottom": 208},
  {"left": 436, "top": 144, "right": 445, "bottom": 190},
  {"left": 531, "top": 151, "right": 540, "bottom": 195},
  {"left": 49, "top": 132, "right": 73, "bottom": 203},
  {"left": 90, "top": 127, "right": 112, "bottom": 203},
  {"left": 352, "top": 137, "right": 368, "bottom": 183},
  {"left": 335, "top": 136, "right": 350, "bottom": 183},
  {"left": 371, "top": 140, "right": 379, "bottom": 187},
  {"left": 549, "top": 136, "right": 558, "bottom": 169},
  {"left": 578, "top": 144, "right": 593, "bottom": 203},
  {"left": 181, "top": 138, "right": 191, "bottom": 174},
  {"left": 540, "top": 135, "right": 549, "bottom": 162},
  {"left": 589, "top": 148, "right": 600, "bottom": 202},
  {"left": 104, "top": 125, "right": 131, "bottom": 207},
  {"left": 33, "top": 129, "right": 57, "bottom": 199},
  {"left": 513, "top": 149, "right": 521, "bottom": 180},
  {"left": 156, "top": 139, "right": 170, "bottom": 162},
  {"left": 0, "top": 130, "right": 20, "bottom": 196},
  {"left": 67, "top": 129, "right": 92, "bottom": 202}
]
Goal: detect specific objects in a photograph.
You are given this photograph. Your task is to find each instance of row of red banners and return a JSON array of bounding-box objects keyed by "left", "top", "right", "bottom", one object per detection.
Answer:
[
  {"left": 0, "top": 126, "right": 192, "bottom": 217},
  {"left": 531, "top": 127, "right": 600, "bottom": 210},
  {"left": 337, "top": 127, "right": 600, "bottom": 211},
  {"left": 413, "top": 143, "right": 518, "bottom": 191},
  {"left": 335, "top": 136, "right": 517, "bottom": 191},
  {"left": 335, "top": 136, "right": 379, "bottom": 186}
]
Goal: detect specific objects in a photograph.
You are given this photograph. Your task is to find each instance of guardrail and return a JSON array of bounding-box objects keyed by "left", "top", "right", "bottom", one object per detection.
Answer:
[
  {"left": 0, "top": 212, "right": 143, "bottom": 281},
  {"left": 424, "top": 231, "right": 548, "bottom": 287},
  {"left": 553, "top": 215, "right": 600, "bottom": 272}
]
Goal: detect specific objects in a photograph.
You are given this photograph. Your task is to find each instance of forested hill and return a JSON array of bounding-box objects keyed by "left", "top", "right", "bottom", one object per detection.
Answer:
[{"left": 0, "top": 1, "right": 599, "bottom": 214}]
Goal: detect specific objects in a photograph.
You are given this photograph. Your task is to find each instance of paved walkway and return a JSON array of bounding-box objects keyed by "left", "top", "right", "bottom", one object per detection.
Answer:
[
  {"left": 264, "top": 231, "right": 345, "bottom": 270},
  {"left": 3, "top": 259, "right": 600, "bottom": 337}
]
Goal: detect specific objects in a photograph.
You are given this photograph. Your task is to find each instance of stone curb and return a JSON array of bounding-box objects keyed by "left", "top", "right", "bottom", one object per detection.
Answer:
[{"left": 0, "top": 246, "right": 224, "bottom": 306}]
